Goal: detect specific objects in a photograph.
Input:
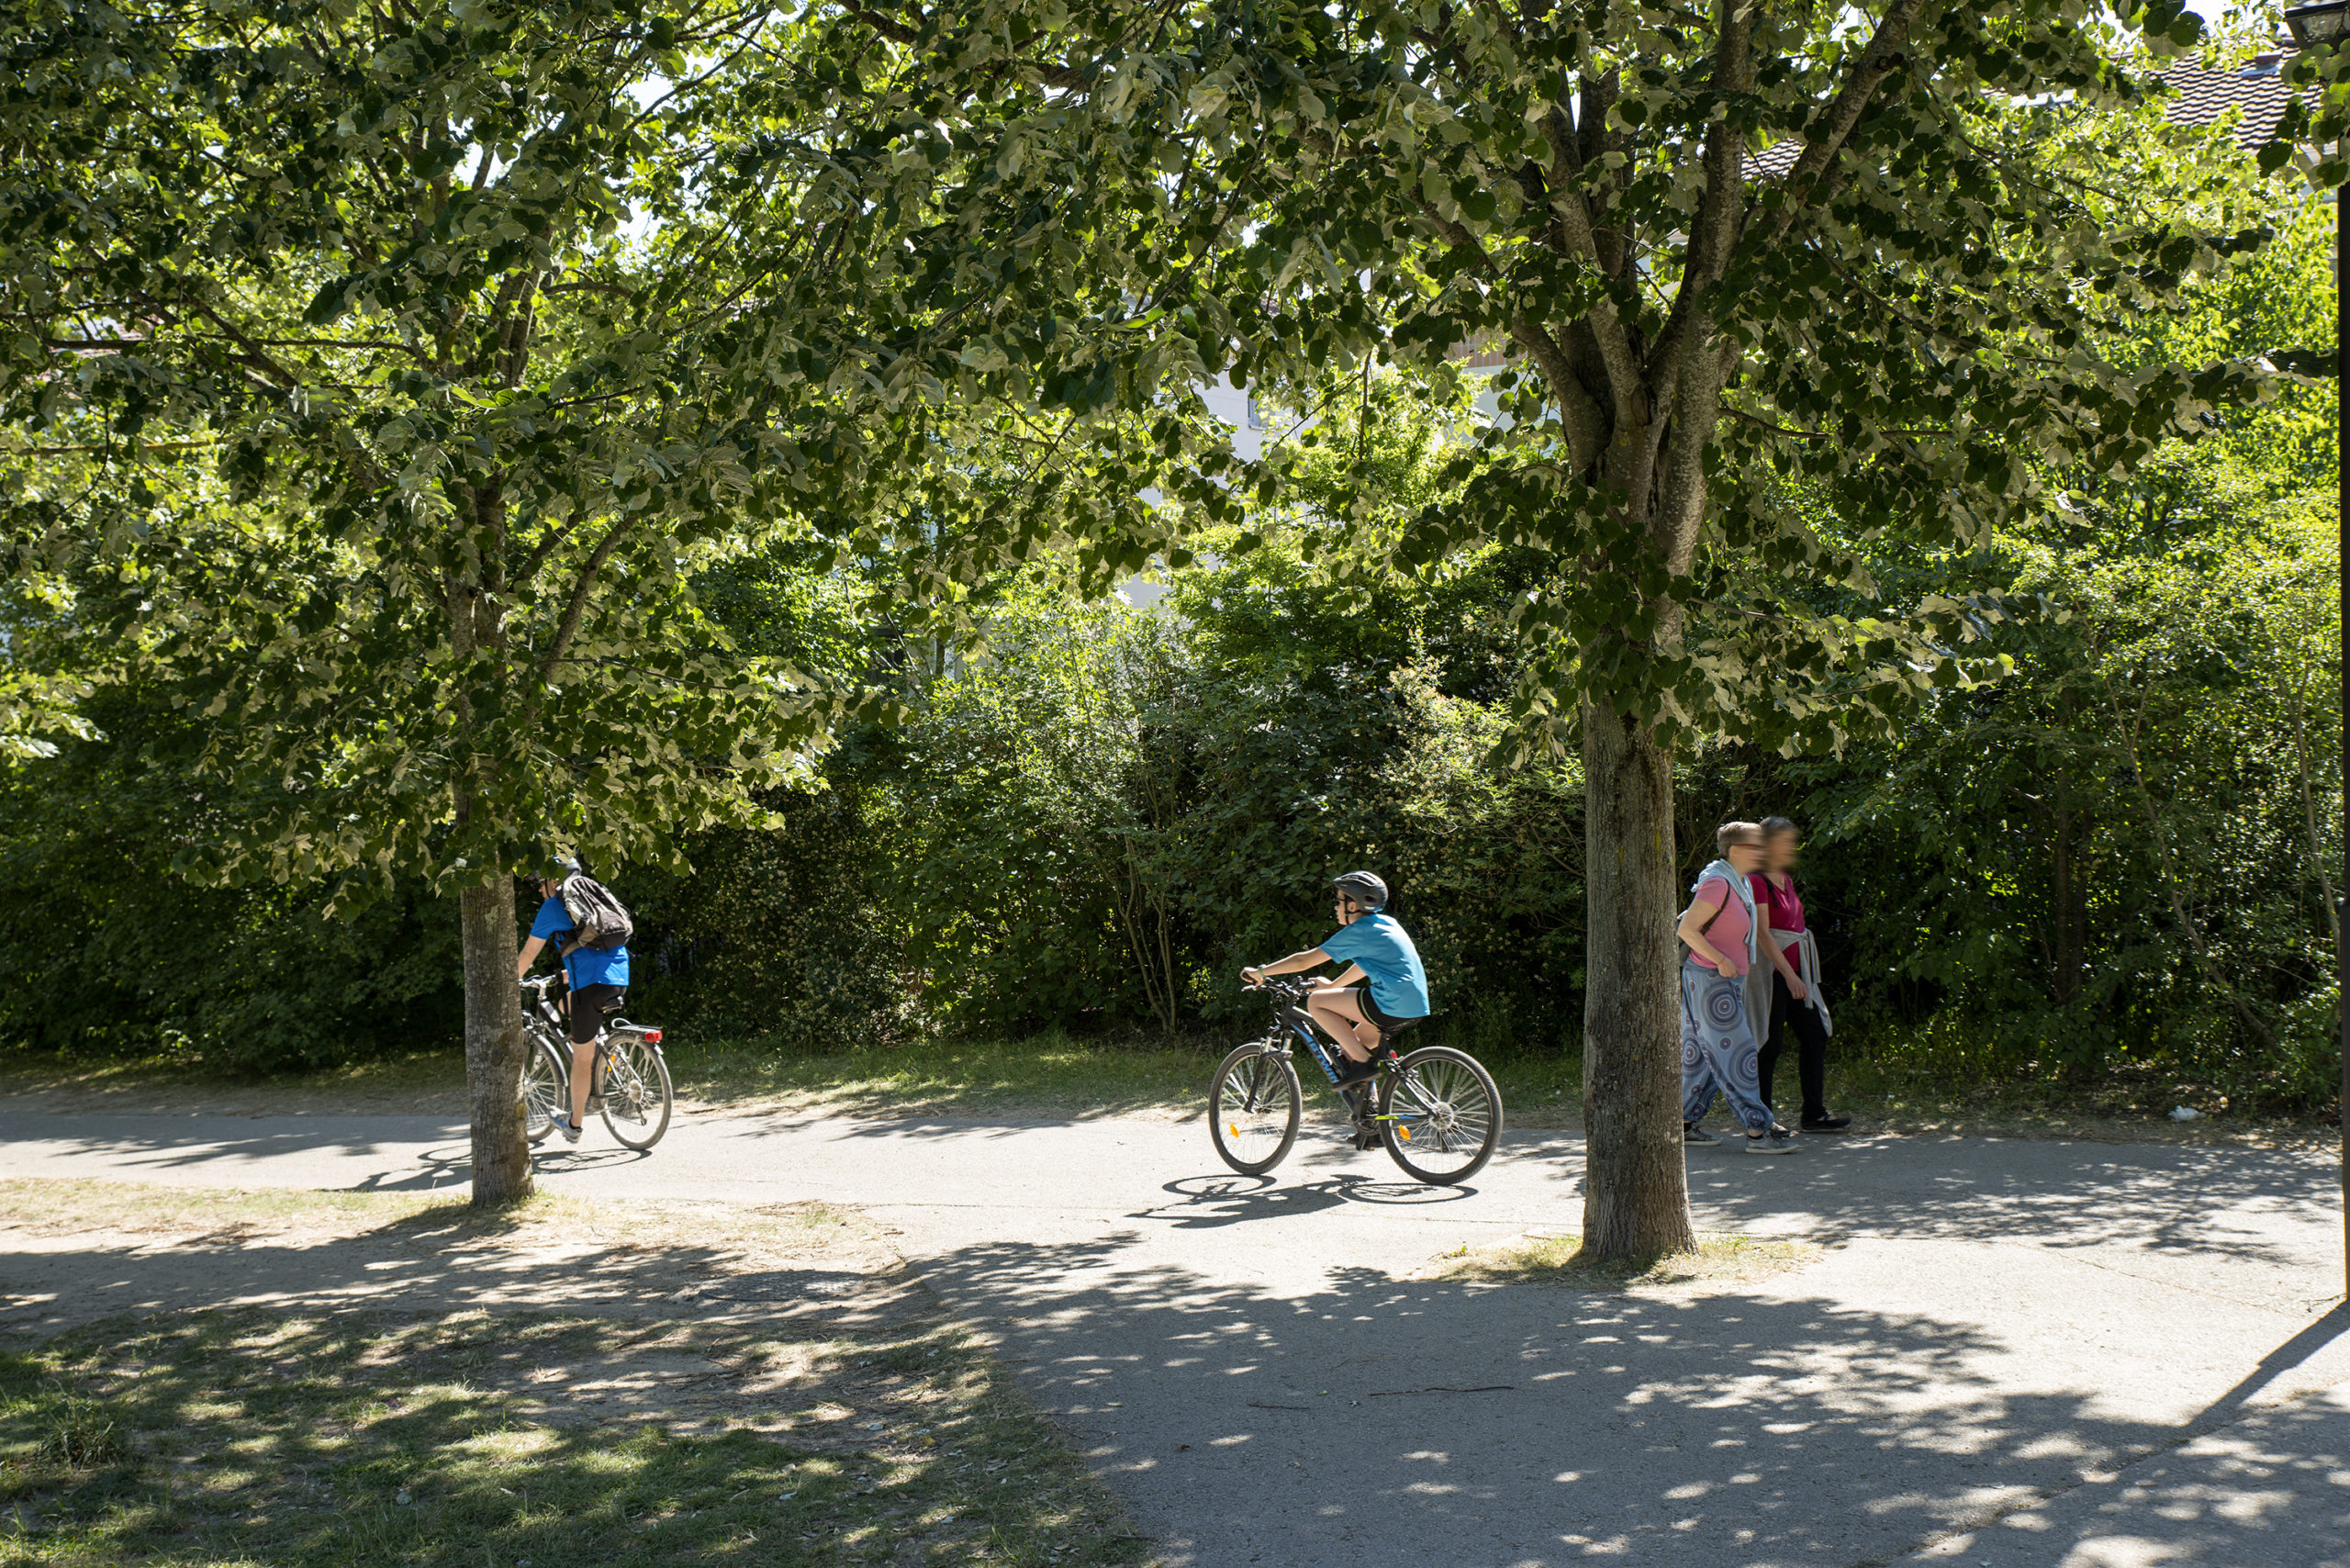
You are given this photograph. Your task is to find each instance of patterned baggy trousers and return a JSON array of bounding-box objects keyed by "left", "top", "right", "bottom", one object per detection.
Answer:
[{"left": 1680, "top": 966, "right": 1774, "bottom": 1133}]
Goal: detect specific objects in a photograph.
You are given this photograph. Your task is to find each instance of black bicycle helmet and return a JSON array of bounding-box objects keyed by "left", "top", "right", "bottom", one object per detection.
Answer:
[{"left": 1333, "top": 870, "right": 1388, "bottom": 913}]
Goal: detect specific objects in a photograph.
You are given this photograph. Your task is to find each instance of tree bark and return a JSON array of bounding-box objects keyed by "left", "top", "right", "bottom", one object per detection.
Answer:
[
  {"left": 1579, "top": 700, "right": 1696, "bottom": 1259},
  {"left": 450, "top": 475, "right": 530, "bottom": 1204},
  {"left": 461, "top": 875, "right": 533, "bottom": 1204}
]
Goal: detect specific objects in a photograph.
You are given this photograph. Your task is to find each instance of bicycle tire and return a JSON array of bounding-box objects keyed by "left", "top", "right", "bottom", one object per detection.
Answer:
[
  {"left": 1209, "top": 1042, "right": 1302, "bottom": 1176},
  {"left": 599, "top": 1032, "right": 673, "bottom": 1150},
  {"left": 1378, "top": 1046, "right": 1503, "bottom": 1184},
  {"left": 520, "top": 1031, "right": 569, "bottom": 1147}
]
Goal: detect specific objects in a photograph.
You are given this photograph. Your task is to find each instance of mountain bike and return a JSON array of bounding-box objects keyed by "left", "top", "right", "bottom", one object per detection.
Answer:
[
  {"left": 1210, "top": 976, "right": 1502, "bottom": 1184},
  {"left": 518, "top": 974, "right": 674, "bottom": 1150}
]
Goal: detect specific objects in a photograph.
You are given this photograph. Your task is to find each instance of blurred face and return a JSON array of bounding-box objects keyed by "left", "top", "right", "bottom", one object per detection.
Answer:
[
  {"left": 1335, "top": 893, "right": 1360, "bottom": 925},
  {"left": 1723, "top": 837, "right": 1765, "bottom": 873},
  {"left": 1764, "top": 830, "right": 1800, "bottom": 871}
]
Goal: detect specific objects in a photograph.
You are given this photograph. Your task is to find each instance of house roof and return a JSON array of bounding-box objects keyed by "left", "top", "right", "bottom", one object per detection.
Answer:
[{"left": 2160, "top": 47, "right": 2302, "bottom": 148}]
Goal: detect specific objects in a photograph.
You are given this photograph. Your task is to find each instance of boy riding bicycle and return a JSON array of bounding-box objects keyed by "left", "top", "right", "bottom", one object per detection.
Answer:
[
  {"left": 1241, "top": 870, "right": 1430, "bottom": 1088},
  {"left": 513, "top": 855, "right": 631, "bottom": 1144}
]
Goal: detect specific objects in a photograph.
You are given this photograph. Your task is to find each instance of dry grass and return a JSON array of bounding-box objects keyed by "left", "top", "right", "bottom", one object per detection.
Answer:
[
  {"left": 0, "top": 1180, "right": 1154, "bottom": 1568},
  {"left": 1435, "top": 1230, "right": 1824, "bottom": 1292}
]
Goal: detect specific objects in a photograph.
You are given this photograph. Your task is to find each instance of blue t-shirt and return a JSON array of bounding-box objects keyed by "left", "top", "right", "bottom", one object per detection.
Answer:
[
  {"left": 1321, "top": 911, "right": 1430, "bottom": 1018},
  {"left": 532, "top": 895, "right": 631, "bottom": 990}
]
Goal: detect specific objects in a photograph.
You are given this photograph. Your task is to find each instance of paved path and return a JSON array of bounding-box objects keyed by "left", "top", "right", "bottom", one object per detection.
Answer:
[{"left": 2, "top": 1103, "right": 2347, "bottom": 1566}]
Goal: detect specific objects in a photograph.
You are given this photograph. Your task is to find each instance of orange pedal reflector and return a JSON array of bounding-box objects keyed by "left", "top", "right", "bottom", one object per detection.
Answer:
[{"left": 1229, "top": 1124, "right": 1240, "bottom": 1137}]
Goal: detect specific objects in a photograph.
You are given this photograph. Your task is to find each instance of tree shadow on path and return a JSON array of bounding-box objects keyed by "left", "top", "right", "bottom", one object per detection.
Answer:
[{"left": 912, "top": 1226, "right": 2350, "bottom": 1568}]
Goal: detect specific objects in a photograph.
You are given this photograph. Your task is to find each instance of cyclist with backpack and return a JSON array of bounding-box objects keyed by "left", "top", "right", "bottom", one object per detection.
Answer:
[{"left": 513, "top": 855, "right": 632, "bottom": 1145}]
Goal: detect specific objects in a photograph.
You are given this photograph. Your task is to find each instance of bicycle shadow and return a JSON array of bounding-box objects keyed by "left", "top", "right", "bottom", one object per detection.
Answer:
[{"left": 1134, "top": 1172, "right": 1477, "bottom": 1228}]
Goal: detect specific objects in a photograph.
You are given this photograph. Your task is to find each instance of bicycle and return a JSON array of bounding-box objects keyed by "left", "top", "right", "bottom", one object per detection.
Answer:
[
  {"left": 517, "top": 974, "right": 675, "bottom": 1150},
  {"left": 1209, "top": 976, "right": 1502, "bottom": 1184}
]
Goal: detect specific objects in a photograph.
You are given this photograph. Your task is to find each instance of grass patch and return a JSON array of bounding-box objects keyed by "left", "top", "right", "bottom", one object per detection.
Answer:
[
  {"left": 1822, "top": 1051, "right": 2330, "bottom": 1147},
  {"left": 0, "top": 1182, "right": 1151, "bottom": 1567},
  {"left": 0, "top": 1313, "right": 1147, "bottom": 1568},
  {"left": 3, "top": 1025, "right": 2328, "bottom": 1145},
  {"left": 1439, "top": 1232, "right": 1822, "bottom": 1291}
]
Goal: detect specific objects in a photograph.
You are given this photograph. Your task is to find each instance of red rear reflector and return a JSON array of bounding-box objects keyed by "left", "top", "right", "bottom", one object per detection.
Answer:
[{"left": 643, "top": 1029, "right": 662, "bottom": 1044}]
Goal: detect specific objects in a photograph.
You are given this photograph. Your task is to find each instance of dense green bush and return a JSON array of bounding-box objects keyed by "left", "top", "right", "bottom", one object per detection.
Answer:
[{"left": 0, "top": 686, "right": 460, "bottom": 1070}]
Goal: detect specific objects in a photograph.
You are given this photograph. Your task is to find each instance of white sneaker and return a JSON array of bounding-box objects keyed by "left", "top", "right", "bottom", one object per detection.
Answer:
[
  {"left": 1743, "top": 1130, "right": 1795, "bottom": 1155},
  {"left": 553, "top": 1116, "right": 582, "bottom": 1145}
]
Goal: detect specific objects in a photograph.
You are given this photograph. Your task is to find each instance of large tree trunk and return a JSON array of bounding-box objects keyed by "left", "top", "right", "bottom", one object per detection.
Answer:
[
  {"left": 461, "top": 878, "right": 533, "bottom": 1204},
  {"left": 448, "top": 476, "right": 530, "bottom": 1204},
  {"left": 1579, "top": 701, "right": 1696, "bottom": 1260}
]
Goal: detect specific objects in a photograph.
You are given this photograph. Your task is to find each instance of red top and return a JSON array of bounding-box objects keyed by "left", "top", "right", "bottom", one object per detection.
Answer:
[{"left": 1750, "top": 871, "right": 1805, "bottom": 936}]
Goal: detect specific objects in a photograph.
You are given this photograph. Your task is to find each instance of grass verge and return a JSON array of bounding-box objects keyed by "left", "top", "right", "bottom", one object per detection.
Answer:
[
  {"left": 0, "top": 1182, "right": 1152, "bottom": 1567},
  {"left": 1438, "top": 1232, "right": 1822, "bottom": 1292},
  {"left": 0, "top": 1030, "right": 2327, "bottom": 1146}
]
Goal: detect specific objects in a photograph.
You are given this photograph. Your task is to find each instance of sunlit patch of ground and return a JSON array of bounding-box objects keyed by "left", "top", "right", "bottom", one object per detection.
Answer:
[{"left": 0, "top": 1181, "right": 1152, "bottom": 1567}]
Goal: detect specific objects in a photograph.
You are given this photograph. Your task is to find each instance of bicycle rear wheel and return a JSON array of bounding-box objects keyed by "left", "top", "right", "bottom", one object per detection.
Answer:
[
  {"left": 1378, "top": 1046, "right": 1503, "bottom": 1184},
  {"left": 599, "top": 1032, "right": 673, "bottom": 1150},
  {"left": 1209, "top": 1042, "right": 1301, "bottom": 1176},
  {"left": 520, "top": 1031, "right": 568, "bottom": 1146}
]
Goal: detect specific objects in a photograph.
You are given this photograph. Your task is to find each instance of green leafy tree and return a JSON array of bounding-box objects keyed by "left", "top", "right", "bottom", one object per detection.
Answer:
[
  {"left": 0, "top": 0, "right": 1254, "bottom": 1200},
  {"left": 1000, "top": 0, "right": 2321, "bottom": 1254},
  {"left": 0, "top": 5, "right": 1080, "bottom": 1198}
]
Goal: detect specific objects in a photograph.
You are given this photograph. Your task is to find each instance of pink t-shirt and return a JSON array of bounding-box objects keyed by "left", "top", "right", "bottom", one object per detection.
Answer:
[
  {"left": 1750, "top": 872, "right": 1806, "bottom": 939},
  {"left": 1684, "top": 875, "right": 1752, "bottom": 975}
]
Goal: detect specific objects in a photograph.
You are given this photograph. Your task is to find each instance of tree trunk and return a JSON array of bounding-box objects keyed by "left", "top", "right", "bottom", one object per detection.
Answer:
[
  {"left": 461, "top": 877, "right": 533, "bottom": 1204},
  {"left": 1579, "top": 701, "right": 1696, "bottom": 1260}
]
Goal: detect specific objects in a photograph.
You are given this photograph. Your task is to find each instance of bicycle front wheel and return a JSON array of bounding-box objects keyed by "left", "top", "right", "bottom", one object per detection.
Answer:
[
  {"left": 1209, "top": 1043, "right": 1301, "bottom": 1176},
  {"left": 1378, "top": 1046, "right": 1503, "bottom": 1184},
  {"left": 520, "top": 1031, "right": 569, "bottom": 1146},
  {"left": 599, "top": 1033, "right": 673, "bottom": 1150}
]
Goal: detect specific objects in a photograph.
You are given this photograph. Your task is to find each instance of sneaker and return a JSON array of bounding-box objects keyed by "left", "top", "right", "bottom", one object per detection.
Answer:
[
  {"left": 1743, "top": 1130, "right": 1795, "bottom": 1155},
  {"left": 1800, "top": 1113, "right": 1852, "bottom": 1132},
  {"left": 1683, "top": 1122, "right": 1719, "bottom": 1146},
  {"left": 552, "top": 1116, "right": 583, "bottom": 1145},
  {"left": 1332, "top": 1057, "right": 1381, "bottom": 1089}
]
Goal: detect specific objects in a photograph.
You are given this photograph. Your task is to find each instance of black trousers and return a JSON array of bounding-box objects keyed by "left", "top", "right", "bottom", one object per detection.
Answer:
[{"left": 1758, "top": 969, "right": 1830, "bottom": 1121}]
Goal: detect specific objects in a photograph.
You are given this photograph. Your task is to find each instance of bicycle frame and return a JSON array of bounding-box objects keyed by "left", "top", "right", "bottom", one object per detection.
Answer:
[
  {"left": 1252, "top": 980, "right": 1447, "bottom": 1134},
  {"left": 1259, "top": 985, "right": 1345, "bottom": 1085}
]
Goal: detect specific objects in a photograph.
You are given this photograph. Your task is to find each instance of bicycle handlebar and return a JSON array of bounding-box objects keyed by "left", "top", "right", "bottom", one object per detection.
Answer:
[{"left": 1248, "top": 975, "right": 1316, "bottom": 1001}]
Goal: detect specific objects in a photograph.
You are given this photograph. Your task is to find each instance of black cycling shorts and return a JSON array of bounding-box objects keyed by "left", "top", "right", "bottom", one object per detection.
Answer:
[
  {"left": 566, "top": 983, "right": 626, "bottom": 1045},
  {"left": 1360, "top": 991, "right": 1424, "bottom": 1034}
]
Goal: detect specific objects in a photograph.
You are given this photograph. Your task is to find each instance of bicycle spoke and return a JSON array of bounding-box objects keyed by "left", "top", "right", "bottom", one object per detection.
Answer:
[
  {"left": 1380, "top": 1053, "right": 1496, "bottom": 1181},
  {"left": 1213, "top": 1047, "right": 1298, "bottom": 1173}
]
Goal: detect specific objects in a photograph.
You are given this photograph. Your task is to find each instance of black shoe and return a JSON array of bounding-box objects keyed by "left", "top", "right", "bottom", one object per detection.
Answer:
[
  {"left": 1800, "top": 1113, "right": 1852, "bottom": 1132},
  {"left": 1333, "top": 1057, "right": 1381, "bottom": 1088}
]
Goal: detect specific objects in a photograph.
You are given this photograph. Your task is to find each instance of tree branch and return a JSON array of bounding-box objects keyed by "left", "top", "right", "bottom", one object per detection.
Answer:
[
  {"left": 1754, "top": 0, "right": 1927, "bottom": 244},
  {"left": 539, "top": 518, "right": 637, "bottom": 684}
]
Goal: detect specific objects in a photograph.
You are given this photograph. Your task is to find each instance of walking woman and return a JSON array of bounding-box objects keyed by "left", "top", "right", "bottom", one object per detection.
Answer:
[
  {"left": 1677, "top": 822, "right": 1794, "bottom": 1154},
  {"left": 1753, "top": 816, "right": 1850, "bottom": 1132}
]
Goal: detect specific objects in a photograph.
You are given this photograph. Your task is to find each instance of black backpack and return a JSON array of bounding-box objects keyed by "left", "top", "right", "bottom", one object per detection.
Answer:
[{"left": 557, "top": 873, "right": 634, "bottom": 956}]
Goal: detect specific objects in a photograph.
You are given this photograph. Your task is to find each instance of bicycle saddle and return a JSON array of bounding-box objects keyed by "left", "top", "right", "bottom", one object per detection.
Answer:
[{"left": 1377, "top": 1014, "right": 1429, "bottom": 1047}]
